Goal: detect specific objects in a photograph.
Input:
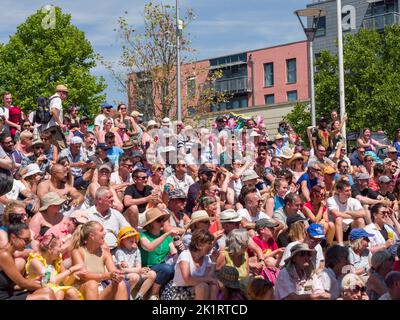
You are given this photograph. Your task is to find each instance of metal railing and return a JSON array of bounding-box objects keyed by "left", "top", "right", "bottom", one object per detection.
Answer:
[
  {"left": 362, "top": 12, "right": 400, "bottom": 30},
  {"left": 213, "top": 76, "right": 252, "bottom": 93}
]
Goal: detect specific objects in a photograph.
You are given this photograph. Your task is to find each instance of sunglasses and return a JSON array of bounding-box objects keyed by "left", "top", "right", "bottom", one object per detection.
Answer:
[
  {"left": 350, "top": 285, "right": 367, "bottom": 293},
  {"left": 17, "top": 235, "right": 32, "bottom": 244},
  {"left": 34, "top": 146, "right": 44, "bottom": 149},
  {"left": 119, "top": 108, "right": 127, "bottom": 110},
  {"left": 157, "top": 167, "right": 165, "bottom": 172},
  {"left": 136, "top": 176, "right": 148, "bottom": 180},
  {"left": 298, "top": 251, "right": 313, "bottom": 257},
  {"left": 258, "top": 153, "right": 267, "bottom": 156}
]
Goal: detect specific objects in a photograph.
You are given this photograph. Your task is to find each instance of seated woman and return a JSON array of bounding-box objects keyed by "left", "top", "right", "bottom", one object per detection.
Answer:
[
  {"left": 139, "top": 208, "right": 179, "bottom": 300},
  {"left": 347, "top": 229, "right": 373, "bottom": 279},
  {"left": 197, "top": 196, "right": 222, "bottom": 235},
  {"left": 25, "top": 233, "right": 84, "bottom": 300},
  {"left": 216, "top": 229, "right": 251, "bottom": 289},
  {"left": 70, "top": 221, "right": 128, "bottom": 300},
  {"left": 0, "top": 223, "right": 55, "bottom": 300},
  {"left": 274, "top": 243, "right": 330, "bottom": 300},
  {"left": 339, "top": 273, "right": 369, "bottom": 300},
  {"left": 302, "top": 186, "right": 335, "bottom": 245},
  {"left": 265, "top": 178, "right": 289, "bottom": 217},
  {"left": 161, "top": 229, "right": 218, "bottom": 300},
  {"left": 366, "top": 250, "right": 394, "bottom": 300}
]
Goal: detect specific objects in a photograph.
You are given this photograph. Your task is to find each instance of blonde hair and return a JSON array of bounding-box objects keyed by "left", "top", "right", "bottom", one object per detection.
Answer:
[
  {"left": 20, "top": 130, "right": 33, "bottom": 142},
  {"left": 3, "top": 200, "right": 26, "bottom": 225},
  {"left": 350, "top": 238, "right": 363, "bottom": 251},
  {"left": 70, "top": 221, "right": 101, "bottom": 250},
  {"left": 288, "top": 221, "right": 306, "bottom": 242}
]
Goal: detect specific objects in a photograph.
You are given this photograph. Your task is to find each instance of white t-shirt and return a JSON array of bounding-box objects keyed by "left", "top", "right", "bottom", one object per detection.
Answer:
[
  {"left": 327, "top": 195, "right": 363, "bottom": 227},
  {"left": 45, "top": 94, "right": 63, "bottom": 129},
  {"left": 279, "top": 241, "right": 325, "bottom": 269},
  {"left": 0, "top": 106, "right": 9, "bottom": 120},
  {"left": 172, "top": 250, "right": 212, "bottom": 287},
  {"left": 165, "top": 174, "right": 194, "bottom": 195},
  {"left": 364, "top": 223, "right": 399, "bottom": 248},
  {"left": 94, "top": 114, "right": 113, "bottom": 132},
  {"left": 237, "top": 208, "right": 269, "bottom": 223},
  {"left": 114, "top": 247, "right": 141, "bottom": 268},
  {"left": 0, "top": 179, "right": 26, "bottom": 215},
  {"left": 110, "top": 172, "right": 133, "bottom": 185}
]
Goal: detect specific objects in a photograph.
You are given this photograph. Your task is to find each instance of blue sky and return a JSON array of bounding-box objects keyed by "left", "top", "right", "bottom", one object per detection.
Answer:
[{"left": 0, "top": 0, "right": 310, "bottom": 106}]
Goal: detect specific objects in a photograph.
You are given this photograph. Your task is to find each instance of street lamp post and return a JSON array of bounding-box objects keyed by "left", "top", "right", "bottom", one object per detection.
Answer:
[
  {"left": 176, "top": 0, "right": 183, "bottom": 122},
  {"left": 294, "top": 8, "right": 327, "bottom": 127},
  {"left": 337, "top": 0, "right": 346, "bottom": 141}
]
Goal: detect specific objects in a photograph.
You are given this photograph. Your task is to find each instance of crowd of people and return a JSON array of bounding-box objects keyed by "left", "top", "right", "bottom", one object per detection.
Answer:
[{"left": 0, "top": 86, "right": 400, "bottom": 301}]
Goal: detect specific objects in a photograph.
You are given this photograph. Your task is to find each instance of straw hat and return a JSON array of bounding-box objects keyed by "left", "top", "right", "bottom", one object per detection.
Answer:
[
  {"left": 141, "top": 208, "right": 170, "bottom": 227},
  {"left": 69, "top": 210, "right": 89, "bottom": 225},
  {"left": 185, "top": 210, "right": 211, "bottom": 229},
  {"left": 39, "top": 192, "right": 66, "bottom": 211},
  {"left": 280, "top": 148, "right": 294, "bottom": 160},
  {"left": 215, "top": 266, "right": 241, "bottom": 289},
  {"left": 117, "top": 226, "right": 140, "bottom": 245},
  {"left": 288, "top": 153, "right": 305, "bottom": 165},
  {"left": 242, "top": 169, "right": 259, "bottom": 182},
  {"left": 284, "top": 243, "right": 316, "bottom": 265}
]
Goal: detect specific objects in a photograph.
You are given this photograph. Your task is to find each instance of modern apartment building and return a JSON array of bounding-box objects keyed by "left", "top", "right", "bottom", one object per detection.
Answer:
[
  {"left": 308, "top": 0, "right": 400, "bottom": 55},
  {"left": 128, "top": 40, "right": 309, "bottom": 123}
]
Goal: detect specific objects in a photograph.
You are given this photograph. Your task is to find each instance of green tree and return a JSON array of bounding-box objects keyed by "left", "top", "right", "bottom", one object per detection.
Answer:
[
  {"left": 286, "top": 25, "right": 400, "bottom": 140},
  {"left": 0, "top": 6, "right": 106, "bottom": 117}
]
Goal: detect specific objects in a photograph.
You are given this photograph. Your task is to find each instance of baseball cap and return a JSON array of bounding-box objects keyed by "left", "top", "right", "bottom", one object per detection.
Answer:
[
  {"left": 286, "top": 214, "right": 308, "bottom": 228},
  {"left": 324, "top": 166, "right": 336, "bottom": 175},
  {"left": 79, "top": 115, "right": 90, "bottom": 124},
  {"left": 168, "top": 188, "right": 187, "bottom": 200},
  {"left": 70, "top": 136, "right": 83, "bottom": 145},
  {"left": 255, "top": 218, "right": 278, "bottom": 231},
  {"left": 378, "top": 175, "right": 392, "bottom": 184},
  {"left": 98, "top": 164, "right": 112, "bottom": 172},
  {"left": 101, "top": 103, "right": 113, "bottom": 109},
  {"left": 349, "top": 228, "right": 374, "bottom": 241},
  {"left": 96, "top": 143, "right": 111, "bottom": 151},
  {"left": 198, "top": 166, "right": 215, "bottom": 175},
  {"left": 307, "top": 223, "right": 326, "bottom": 239},
  {"left": 356, "top": 172, "right": 370, "bottom": 180}
]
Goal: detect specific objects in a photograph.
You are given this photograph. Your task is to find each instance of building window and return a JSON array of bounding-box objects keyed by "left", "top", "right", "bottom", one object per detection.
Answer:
[
  {"left": 286, "top": 59, "right": 297, "bottom": 84},
  {"left": 264, "top": 63, "right": 274, "bottom": 87},
  {"left": 287, "top": 90, "right": 298, "bottom": 102},
  {"left": 187, "top": 77, "right": 196, "bottom": 98},
  {"left": 264, "top": 94, "right": 275, "bottom": 105},
  {"left": 315, "top": 16, "right": 326, "bottom": 37}
]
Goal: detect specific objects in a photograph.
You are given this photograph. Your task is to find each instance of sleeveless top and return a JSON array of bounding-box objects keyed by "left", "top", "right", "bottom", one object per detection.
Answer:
[
  {"left": 82, "top": 247, "right": 105, "bottom": 274},
  {"left": 273, "top": 195, "right": 285, "bottom": 212},
  {"left": 223, "top": 250, "right": 248, "bottom": 282}
]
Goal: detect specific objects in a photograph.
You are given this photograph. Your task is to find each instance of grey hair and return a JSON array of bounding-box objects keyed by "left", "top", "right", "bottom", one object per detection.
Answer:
[
  {"left": 95, "top": 186, "right": 111, "bottom": 201},
  {"left": 226, "top": 229, "right": 249, "bottom": 255}
]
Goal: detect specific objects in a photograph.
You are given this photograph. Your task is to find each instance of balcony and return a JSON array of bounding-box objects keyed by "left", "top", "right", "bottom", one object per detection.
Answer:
[
  {"left": 362, "top": 12, "right": 400, "bottom": 30},
  {"left": 214, "top": 76, "right": 252, "bottom": 94}
]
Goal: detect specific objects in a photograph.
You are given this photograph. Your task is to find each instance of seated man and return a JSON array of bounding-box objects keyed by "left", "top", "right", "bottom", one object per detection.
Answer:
[
  {"left": 296, "top": 162, "right": 321, "bottom": 202},
  {"left": 237, "top": 186, "right": 269, "bottom": 232},
  {"left": 327, "top": 180, "right": 366, "bottom": 246}
]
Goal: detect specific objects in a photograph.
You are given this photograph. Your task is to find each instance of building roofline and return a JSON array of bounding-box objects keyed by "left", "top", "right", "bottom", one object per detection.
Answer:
[{"left": 184, "top": 40, "right": 308, "bottom": 66}]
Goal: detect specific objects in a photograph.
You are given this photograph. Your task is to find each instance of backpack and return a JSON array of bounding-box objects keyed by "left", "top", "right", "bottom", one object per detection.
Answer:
[{"left": 34, "top": 96, "right": 56, "bottom": 124}]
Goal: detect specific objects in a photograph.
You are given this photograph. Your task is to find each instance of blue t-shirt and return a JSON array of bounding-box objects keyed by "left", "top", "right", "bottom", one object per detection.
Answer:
[
  {"left": 296, "top": 172, "right": 319, "bottom": 190},
  {"left": 334, "top": 173, "right": 354, "bottom": 185},
  {"left": 106, "top": 146, "right": 124, "bottom": 167},
  {"left": 274, "top": 195, "right": 285, "bottom": 212}
]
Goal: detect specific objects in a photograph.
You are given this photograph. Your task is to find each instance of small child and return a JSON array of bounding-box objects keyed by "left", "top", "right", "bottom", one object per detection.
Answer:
[
  {"left": 246, "top": 277, "right": 274, "bottom": 300},
  {"left": 114, "top": 226, "right": 157, "bottom": 300}
]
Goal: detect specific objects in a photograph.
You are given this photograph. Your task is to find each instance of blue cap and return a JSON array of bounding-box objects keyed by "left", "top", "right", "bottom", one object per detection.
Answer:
[
  {"left": 307, "top": 223, "right": 326, "bottom": 239},
  {"left": 349, "top": 228, "right": 374, "bottom": 241},
  {"left": 101, "top": 103, "right": 113, "bottom": 109}
]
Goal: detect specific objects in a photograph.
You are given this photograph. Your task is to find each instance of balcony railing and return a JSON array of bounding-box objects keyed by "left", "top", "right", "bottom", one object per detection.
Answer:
[
  {"left": 213, "top": 76, "right": 252, "bottom": 93},
  {"left": 362, "top": 12, "right": 400, "bottom": 30}
]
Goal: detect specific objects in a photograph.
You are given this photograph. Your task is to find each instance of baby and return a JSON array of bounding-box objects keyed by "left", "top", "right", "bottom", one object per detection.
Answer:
[{"left": 114, "top": 226, "right": 157, "bottom": 300}]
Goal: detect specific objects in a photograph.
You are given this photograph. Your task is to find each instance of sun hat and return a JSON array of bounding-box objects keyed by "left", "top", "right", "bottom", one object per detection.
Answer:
[
  {"left": 371, "top": 250, "right": 392, "bottom": 270},
  {"left": 70, "top": 136, "right": 83, "bottom": 145},
  {"left": 288, "top": 153, "right": 305, "bottom": 165},
  {"left": 185, "top": 210, "right": 211, "bottom": 229},
  {"left": 141, "top": 208, "right": 170, "bottom": 228},
  {"left": 22, "top": 163, "right": 42, "bottom": 179},
  {"left": 215, "top": 266, "right": 241, "bottom": 290},
  {"left": 55, "top": 84, "right": 69, "bottom": 93},
  {"left": 162, "top": 117, "right": 171, "bottom": 126},
  {"left": 349, "top": 228, "right": 374, "bottom": 241},
  {"left": 242, "top": 169, "right": 259, "bottom": 182},
  {"left": 131, "top": 110, "right": 143, "bottom": 117},
  {"left": 69, "top": 210, "right": 89, "bottom": 225},
  {"left": 147, "top": 120, "right": 158, "bottom": 128},
  {"left": 39, "top": 192, "right": 66, "bottom": 211},
  {"left": 122, "top": 140, "right": 134, "bottom": 150},
  {"left": 378, "top": 175, "right": 392, "bottom": 183},
  {"left": 284, "top": 243, "right": 316, "bottom": 265},
  {"left": 274, "top": 133, "right": 284, "bottom": 141},
  {"left": 341, "top": 273, "right": 366, "bottom": 291},
  {"left": 117, "top": 226, "right": 140, "bottom": 246},
  {"left": 307, "top": 223, "right": 326, "bottom": 239},
  {"left": 168, "top": 188, "right": 187, "bottom": 200},
  {"left": 355, "top": 172, "right": 370, "bottom": 180},
  {"left": 323, "top": 165, "right": 336, "bottom": 175},
  {"left": 255, "top": 218, "right": 278, "bottom": 231},
  {"left": 280, "top": 148, "right": 294, "bottom": 160},
  {"left": 220, "top": 209, "right": 242, "bottom": 223},
  {"left": 98, "top": 164, "right": 112, "bottom": 172},
  {"left": 32, "top": 138, "right": 45, "bottom": 147}
]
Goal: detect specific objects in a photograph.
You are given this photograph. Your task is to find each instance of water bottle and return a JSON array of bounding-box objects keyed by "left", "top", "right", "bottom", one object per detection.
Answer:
[
  {"left": 41, "top": 265, "right": 52, "bottom": 287},
  {"left": 173, "top": 236, "right": 183, "bottom": 254}
]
